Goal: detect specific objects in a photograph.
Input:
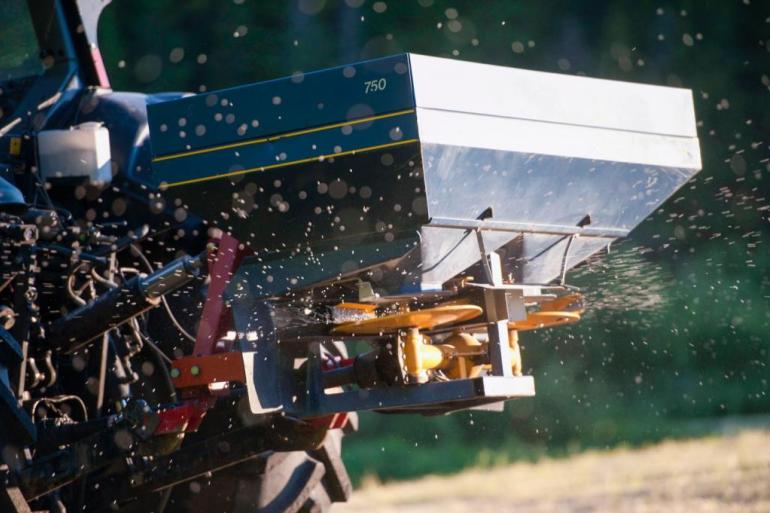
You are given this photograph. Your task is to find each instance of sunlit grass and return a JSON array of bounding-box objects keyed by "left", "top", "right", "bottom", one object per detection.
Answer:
[{"left": 339, "top": 428, "right": 770, "bottom": 513}]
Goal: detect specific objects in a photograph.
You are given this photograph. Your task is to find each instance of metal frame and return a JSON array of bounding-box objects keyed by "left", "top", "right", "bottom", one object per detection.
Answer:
[
  {"left": 301, "top": 343, "right": 535, "bottom": 417},
  {"left": 429, "top": 217, "right": 630, "bottom": 239},
  {"left": 294, "top": 243, "right": 537, "bottom": 417}
]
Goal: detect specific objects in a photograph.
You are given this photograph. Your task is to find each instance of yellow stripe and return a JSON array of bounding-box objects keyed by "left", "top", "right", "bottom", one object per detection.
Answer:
[
  {"left": 153, "top": 108, "right": 416, "bottom": 163},
  {"left": 162, "top": 138, "right": 419, "bottom": 189}
]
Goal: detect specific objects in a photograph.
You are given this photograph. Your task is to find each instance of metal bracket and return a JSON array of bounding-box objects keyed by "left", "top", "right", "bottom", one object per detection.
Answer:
[
  {"left": 559, "top": 234, "right": 576, "bottom": 285},
  {"left": 472, "top": 231, "right": 526, "bottom": 378},
  {"left": 194, "top": 233, "right": 246, "bottom": 356}
]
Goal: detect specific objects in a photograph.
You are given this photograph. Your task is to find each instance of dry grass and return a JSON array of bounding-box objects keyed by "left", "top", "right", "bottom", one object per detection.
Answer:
[{"left": 337, "top": 430, "right": 770, "bottom": 513}]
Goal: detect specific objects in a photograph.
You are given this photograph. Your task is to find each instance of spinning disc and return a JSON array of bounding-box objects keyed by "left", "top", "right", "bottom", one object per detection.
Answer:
[
  {"left": 331, "top": 305, "right": 483, "bottom": 335},
  {"left": 508, "top": 311, "right": 581, "bottom": 332}
]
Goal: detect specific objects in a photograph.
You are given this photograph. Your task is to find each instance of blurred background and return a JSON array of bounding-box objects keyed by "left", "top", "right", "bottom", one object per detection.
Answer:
[{"left": 98, "top": 0, "right": 770, "bottom": 486}]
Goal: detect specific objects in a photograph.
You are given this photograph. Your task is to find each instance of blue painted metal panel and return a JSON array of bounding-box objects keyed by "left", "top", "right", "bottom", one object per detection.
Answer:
[
  {"left": 147, "top": 53, "right": 414, "bottom": 160},
  {"left": 151, "top": 110, "right": 418, "bottom": 188}
]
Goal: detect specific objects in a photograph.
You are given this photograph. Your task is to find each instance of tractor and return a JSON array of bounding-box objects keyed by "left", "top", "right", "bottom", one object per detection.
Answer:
[{"left": 0, "top": 1, "right": 700, "bottom": 511}]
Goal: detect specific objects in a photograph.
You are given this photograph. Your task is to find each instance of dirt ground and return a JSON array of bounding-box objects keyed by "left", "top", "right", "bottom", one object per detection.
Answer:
[{"left": 336, "top": 430, "right": 770, "bottom": 513}]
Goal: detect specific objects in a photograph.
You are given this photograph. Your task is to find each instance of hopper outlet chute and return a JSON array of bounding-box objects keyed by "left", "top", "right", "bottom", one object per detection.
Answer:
[{"left": 146, "top": 53, "right": 701, "bottom": 298}]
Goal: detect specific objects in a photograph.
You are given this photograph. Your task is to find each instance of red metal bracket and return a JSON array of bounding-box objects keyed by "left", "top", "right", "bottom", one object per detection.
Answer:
[
  {"left": 170, "top": 352, "right": 246, "bottom": 390},
  {"left": 162, "top": 234, "right": 250, "bottom": 432},
  {"left": 193, "top": 233, "right": 248, "bottom": 356},
  {"left": 154, "top": 398, "right": 214, "bottom": 435}
]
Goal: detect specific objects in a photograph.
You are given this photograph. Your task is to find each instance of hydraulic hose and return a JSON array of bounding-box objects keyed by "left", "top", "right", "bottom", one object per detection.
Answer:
[{"left": 50, "top": 253, "right": 205, "bottom": 354}]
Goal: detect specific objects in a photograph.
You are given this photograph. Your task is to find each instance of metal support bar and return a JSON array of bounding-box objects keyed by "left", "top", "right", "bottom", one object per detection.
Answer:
[
  {"left": 304, "top": 375, "right": 535, "bottom": 416},
  {"left": 559, "top": 234, "right": 577, "bottom": 285},
  {"left": 430, "top": 217, "right": 629, "bottom": 239},
  {"left": 0, "top": 486, "right": 32, "bottom": 513},
  {"left": 193, "top": 234, "right": 242, "bottom": 356},
  {"left": 480, "top": 251, "right": 520, "bottom": 377},
  {"left": 475, "top": 228, "right": 495, "bottom": 284},
  {"left": 487, "top": 246, "right": 503, "bottom": 286},
  {"left": 487, "top": 320, "right": 513, "bottom": 378}
]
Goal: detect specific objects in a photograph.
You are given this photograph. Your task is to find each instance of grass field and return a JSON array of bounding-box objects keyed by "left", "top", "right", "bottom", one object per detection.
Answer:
[{"left": 337, "top": 429, "right": 770, "bottom": 513}]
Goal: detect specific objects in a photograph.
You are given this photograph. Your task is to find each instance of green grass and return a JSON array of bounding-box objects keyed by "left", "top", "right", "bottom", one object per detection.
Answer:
[{"left": 342, "top": 413, "right": 770, "bottom": 486}]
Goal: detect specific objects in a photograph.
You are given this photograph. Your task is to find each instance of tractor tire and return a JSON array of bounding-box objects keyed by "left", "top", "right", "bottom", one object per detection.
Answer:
[{"left": 164, "top": 428, "right": 353, "bottom": 513}]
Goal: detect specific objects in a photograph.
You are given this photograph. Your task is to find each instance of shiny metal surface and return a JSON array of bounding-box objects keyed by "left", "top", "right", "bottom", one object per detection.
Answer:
[
  {"left": 419, "top": 145, "right": 695, "bottom": 286},
  {"left": 145, "top": 52, "right": 704, "bottom": 298}
]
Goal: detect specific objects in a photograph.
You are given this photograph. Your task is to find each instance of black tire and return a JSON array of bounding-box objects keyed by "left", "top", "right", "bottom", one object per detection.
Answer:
[
  {"left": 143, "top": 331, "right": 355, "bottom": 513},
  {"left": 164, "top": 428, "right": 353, "bottom": 513}
]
